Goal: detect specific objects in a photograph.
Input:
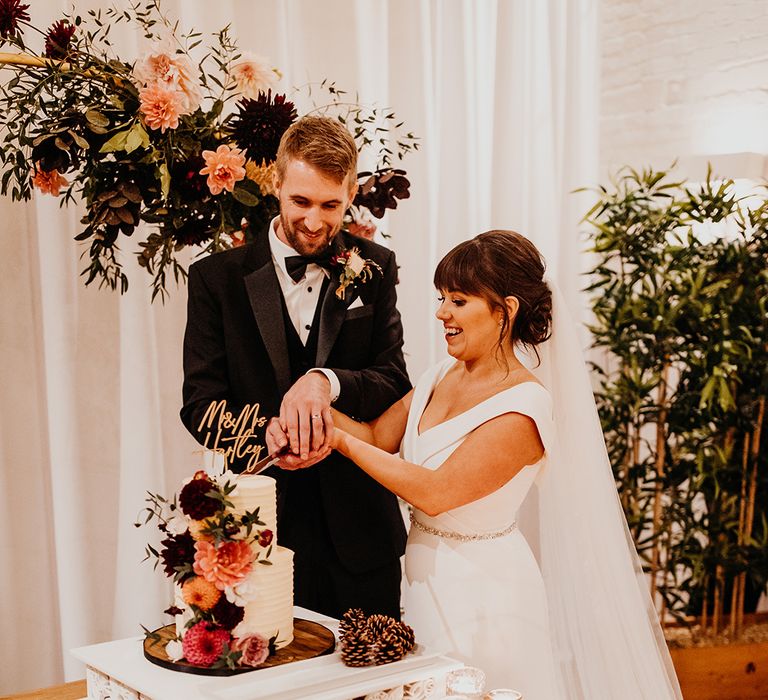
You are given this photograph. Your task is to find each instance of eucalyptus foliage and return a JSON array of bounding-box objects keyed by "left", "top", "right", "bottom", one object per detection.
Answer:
[{"left": 583, "top": 166, "right": 768, "bottom": 636}]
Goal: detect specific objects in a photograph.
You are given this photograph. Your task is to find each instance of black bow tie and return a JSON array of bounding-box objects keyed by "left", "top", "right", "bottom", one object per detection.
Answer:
[{"left": 284, "top": 254, "right": 333, "bottom": 283}]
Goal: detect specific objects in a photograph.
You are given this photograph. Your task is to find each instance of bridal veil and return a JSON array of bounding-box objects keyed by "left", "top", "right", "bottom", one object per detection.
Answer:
[{"left": 518, "top": 278, "right": 683, "bottom": 699}]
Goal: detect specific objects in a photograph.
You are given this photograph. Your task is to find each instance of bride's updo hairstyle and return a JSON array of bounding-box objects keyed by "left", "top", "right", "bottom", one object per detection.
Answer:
[{"left": 434, "top": 230, "right": 552, "bottom": 361}]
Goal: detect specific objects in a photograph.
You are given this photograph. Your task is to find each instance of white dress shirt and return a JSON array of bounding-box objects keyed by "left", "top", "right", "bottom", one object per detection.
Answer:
[{"left": 268, "top": 219, "right": 340, "bottom": 401}]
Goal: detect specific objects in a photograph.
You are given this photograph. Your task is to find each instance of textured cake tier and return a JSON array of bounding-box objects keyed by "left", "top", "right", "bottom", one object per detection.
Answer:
[
  {"left": 227, "top": 474, "right": 278, "bottom": 533},
  {"left": 234, "top": 545, "right": 295, "bottom": 649}
]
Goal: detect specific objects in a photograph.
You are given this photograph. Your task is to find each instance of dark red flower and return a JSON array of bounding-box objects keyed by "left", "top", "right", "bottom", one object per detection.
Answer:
[
  {"left": 354, "top": 169, "right": 411, "bottom": 219},
  {"left": 0, "top": 0, "right": 29, "bottom": 39},
  {"left": 230, "top": 91, "right": 297, "bottom": 164},
  {"left": 159, "top": 530, "right": 196, "bottom": 580},
  {"left": 44, "top": 19, "right": 76, "bottom": 59},
  {"left": 179, "top": 472, "right": 221, "bottom": 520},
  {"left": 258, "top": 529, "right": 273, "bottom": 547},
  {"left": 209, "top": 596, "right": 245, "bottom": 631}
]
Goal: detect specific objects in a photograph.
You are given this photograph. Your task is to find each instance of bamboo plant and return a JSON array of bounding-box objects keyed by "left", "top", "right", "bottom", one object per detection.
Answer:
[{"left": 582, "top": 166, "right": 768, "bottom": 640}]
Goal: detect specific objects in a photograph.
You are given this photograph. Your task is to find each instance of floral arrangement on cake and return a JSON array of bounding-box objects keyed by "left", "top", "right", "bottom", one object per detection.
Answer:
[
  {"left": 0, "top": 0, "right": 417, "bottom": 299},
  {"left": 138, "top": 470, "right": 276, "bottom": 669}
]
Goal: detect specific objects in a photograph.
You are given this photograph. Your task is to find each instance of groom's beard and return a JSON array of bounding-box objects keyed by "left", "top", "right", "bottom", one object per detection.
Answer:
[{"left": 279, "top": 212, "right": 340, "bottom": 258}]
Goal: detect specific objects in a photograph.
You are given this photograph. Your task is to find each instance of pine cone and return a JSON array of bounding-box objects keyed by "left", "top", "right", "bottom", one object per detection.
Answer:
[
  {"left": 371, "top": 627, "right": 407, "bottom": 665},
  {"left": 340, "top": 628, "right": 373, "bottom": 667},
  {"left": 389, "top": 620, "right": 416, "bottom": 652},
  {"left": 338, "top": 608, "right": 367, "bottom": 642},
  {"left": 365, "top": 613, "right": 395, "bottom": 639}
]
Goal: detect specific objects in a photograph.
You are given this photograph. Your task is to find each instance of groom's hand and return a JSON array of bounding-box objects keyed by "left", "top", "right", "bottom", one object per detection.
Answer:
[
  {"left": 265, "top": 417, "right": 332, "bottom": 470},
  {"left": 279, "top": 373, "right": 334, "bottom": 460}
]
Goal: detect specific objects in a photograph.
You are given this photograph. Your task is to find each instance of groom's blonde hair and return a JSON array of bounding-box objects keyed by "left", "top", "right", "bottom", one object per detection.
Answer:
[{"left": 275, "top": 116, "right": 358, "bottom": 189}]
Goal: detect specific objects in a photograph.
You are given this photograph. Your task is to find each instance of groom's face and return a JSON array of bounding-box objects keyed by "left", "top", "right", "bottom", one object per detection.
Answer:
[{"left": 274, "top": 158, "right": 357, "bottom": 257}]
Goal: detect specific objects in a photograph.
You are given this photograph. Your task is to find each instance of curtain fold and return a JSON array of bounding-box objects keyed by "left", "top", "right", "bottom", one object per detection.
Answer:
[{"left": 0, "top": 0, "right": 598, "bottom": 692}]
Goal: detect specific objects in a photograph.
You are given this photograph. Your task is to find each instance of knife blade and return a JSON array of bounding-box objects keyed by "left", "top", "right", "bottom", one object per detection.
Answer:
[{"left": 242, "top": 446, "right": 289, "bottom": 475}]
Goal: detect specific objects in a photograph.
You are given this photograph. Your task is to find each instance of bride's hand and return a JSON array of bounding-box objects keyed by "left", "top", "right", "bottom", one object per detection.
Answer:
[{"left": 266, "top": 416, "right": 334, "bottom": 470}]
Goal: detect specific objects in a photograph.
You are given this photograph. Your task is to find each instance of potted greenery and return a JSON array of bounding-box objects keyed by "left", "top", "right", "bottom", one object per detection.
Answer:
[{"left": 581, "top": 166, "right": 768, "bottom": 699}]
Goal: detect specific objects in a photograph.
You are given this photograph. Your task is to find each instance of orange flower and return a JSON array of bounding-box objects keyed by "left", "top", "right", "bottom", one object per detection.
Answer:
[
  {"left": 200, "top": 145, "right": 246, "bottom": 195},
  {"left": 188, "top": 519, "right": 215, "bottom": 542},
  {"left": 193, "top": 540, "right": 253, "bottom": 591},
  {"left": 182, "top": 576, "right": 221, "bottom": 611},
  {"left": 31, "top": 166, "right": 68, "bottom": 196},
  {"left": 139, "top": 81, "right": 184, "bottom": 132}
]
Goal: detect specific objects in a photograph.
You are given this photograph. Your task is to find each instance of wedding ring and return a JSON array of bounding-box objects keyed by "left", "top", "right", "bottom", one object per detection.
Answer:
[{"left": 311, "top": 413, "right": 321, "bottom": 419}]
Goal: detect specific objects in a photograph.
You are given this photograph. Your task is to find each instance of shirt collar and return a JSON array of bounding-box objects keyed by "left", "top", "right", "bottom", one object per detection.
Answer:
[
  {"left": 268, "top": 216, "right": 332, "bottom": 281},
  {"left": 268, "top": 216, "right": 295, "bottom": 280}
]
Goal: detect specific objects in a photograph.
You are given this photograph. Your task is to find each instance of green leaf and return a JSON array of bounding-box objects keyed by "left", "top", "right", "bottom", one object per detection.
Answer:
[
  {"left": 231, "top": 185, "right": 260, "bottom": 207},
  {"left": 158, "top": 163, "right": 170, "bottom": 199},
  {"left": 99, "top": 129, "right": 129, "bottom": 153},
  {"left": 85, "top": 109, "right": 110, "bottom": 128},
  {"left": 125, "top": 122, "right": 150, "bottom": 154}
]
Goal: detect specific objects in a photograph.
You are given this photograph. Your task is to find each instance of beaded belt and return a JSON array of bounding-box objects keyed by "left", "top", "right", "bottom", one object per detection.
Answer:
[{"left": 409, "top": 510, "right": 517, "bottom": 542}]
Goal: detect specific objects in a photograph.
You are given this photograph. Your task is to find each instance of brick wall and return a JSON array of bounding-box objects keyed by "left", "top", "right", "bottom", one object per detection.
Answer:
[{"left": 600, "top": 0, "right": 768, "bottom": 179}]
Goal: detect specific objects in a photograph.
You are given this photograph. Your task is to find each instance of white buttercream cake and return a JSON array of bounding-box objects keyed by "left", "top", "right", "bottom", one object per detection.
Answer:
[{"left": 228, "top": 474, "right": 294, "bottom": 648}]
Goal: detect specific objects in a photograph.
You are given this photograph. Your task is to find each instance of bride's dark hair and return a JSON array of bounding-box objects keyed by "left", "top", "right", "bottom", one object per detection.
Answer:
[{"left": 434, "top": 230, "right": 552, "bottom": 361}]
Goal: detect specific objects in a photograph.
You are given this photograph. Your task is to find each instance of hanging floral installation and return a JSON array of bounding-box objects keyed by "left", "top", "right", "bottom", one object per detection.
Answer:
[{"left": 0, "top": 0, "right": 418, "bottom": 299}]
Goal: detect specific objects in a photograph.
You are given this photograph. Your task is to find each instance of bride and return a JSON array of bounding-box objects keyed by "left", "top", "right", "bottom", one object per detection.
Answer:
[{"left": 268, "top": 230, "right": 682, "bottom": 698}]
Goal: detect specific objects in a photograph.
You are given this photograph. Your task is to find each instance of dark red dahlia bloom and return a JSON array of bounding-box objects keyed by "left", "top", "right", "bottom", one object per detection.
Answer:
[
  {"left": 0, "top": 0, "right": 29, "bottom": 39},
  {"left": 354, "top": 169, "right": 411, "bottom": 219},
  {"left": 179, "top": 474, "right": 221, "bottom": 520},
  {"left": 209, "top": 596, "right": 245, "bottom": 631},
  {"left": 230, "top": 91, "right": 297, "bottom": 164},
  {"left": 44, "top": 19, "right": 76, "bottom": 59},
  {"left": 159, "top": 531, "right": 196, "bottom": 579}
]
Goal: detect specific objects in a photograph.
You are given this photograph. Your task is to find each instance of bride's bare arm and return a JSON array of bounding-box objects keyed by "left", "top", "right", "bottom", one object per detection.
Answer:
[
  {"left": 332, "top": 412, "right": 544, "bottom": 516},
  {"left": 266, "top": 390, "right": 414, "bottom": 457},
  {"left": 329, "top": 389, "right": 413, "bottom": 453}
]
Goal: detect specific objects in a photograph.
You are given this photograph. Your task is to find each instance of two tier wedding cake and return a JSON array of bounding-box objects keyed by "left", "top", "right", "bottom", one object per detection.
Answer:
[{"left": 144, "top": 471, "right": 294, "bottom": 668}]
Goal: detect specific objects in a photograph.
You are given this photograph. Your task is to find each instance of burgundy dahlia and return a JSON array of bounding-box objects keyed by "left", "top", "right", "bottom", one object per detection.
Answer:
[
  {"left": 159, "top": 530, "right": 196, "bottom": 579},
  {"left": 179, "top": 472, "right": 221, "bottom": 520},
  {"left": 44, "top": 19, "right": 76, "bottom": 59},
  {"left": 354, "top": 169, "right": 411, "bottom": 219},
  {"left": 0, "top": 0, "right": 29, "bottom": 39},
  {"left": 230, "top": 91, "right": 297, "bottom": 164},
  {"left": 209, "top": 596, "right": 245, "bottom": 631}
]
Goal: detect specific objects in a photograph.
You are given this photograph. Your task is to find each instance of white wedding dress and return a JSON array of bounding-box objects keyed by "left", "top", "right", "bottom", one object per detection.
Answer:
[{"left": 402, "top": 357, "right": 561, "bottom": 698}]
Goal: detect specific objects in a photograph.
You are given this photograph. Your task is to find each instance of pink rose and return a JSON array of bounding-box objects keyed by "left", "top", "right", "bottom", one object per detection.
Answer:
[{"left": 232, "top": 633, "right": 270, "bottom": 666}]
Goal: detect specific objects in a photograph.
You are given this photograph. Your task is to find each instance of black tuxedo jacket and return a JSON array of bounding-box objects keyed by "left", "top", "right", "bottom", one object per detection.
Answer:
[{"left": 180, "top": 228, "right": 411, "bottom": 574}]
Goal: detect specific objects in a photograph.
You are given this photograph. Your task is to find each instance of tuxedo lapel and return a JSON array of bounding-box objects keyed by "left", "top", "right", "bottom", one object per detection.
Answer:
[
  {"left": 243, "top": 237, "right": 292, "bottom": 396},
  {"left": 316, "top": 268, "right": 352, "bottom": 368}
]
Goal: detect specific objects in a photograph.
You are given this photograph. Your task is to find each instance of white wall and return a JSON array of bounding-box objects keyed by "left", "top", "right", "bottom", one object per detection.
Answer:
[{"left": 600, "top": 0, "right": 768, "bottom": 178}]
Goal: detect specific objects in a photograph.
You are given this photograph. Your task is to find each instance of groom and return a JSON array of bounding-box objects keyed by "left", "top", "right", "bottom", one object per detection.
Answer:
[{"left": 180, "top": 116, "right": 410, "bottom": 619}]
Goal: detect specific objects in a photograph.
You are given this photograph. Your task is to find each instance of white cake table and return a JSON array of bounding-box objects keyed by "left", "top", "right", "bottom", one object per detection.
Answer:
[{"left": 71, "top": 607, "right": 462, "bottom": 700}]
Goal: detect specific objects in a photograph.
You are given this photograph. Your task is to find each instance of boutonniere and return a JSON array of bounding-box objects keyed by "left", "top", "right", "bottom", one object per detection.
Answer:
[{"left": 331, "top": 246, "right": 382, "bottom": 300}]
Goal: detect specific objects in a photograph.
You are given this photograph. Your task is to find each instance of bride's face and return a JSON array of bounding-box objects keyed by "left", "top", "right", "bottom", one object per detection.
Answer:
[{"left": 436, "top": 289, "right": 503, "bottom": 361}]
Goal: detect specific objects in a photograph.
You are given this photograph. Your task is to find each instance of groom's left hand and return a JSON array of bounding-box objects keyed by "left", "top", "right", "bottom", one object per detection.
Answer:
[
  {"left": 265, "top": 416, "right": 332, "bottom": 470},
  {"left": 279, "top": 372, "right": 334, "bottom": 460}
]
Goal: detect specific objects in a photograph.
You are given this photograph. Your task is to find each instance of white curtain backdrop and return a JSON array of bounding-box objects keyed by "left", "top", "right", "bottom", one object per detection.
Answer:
[{"left": 0, "top": 0, "right": 598, "bottom": 693}]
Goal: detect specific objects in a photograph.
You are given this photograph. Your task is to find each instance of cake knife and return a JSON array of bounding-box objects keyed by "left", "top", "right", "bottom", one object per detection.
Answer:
[{"left": 242, "top": 446, "right": 290, "bottom": 475}]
